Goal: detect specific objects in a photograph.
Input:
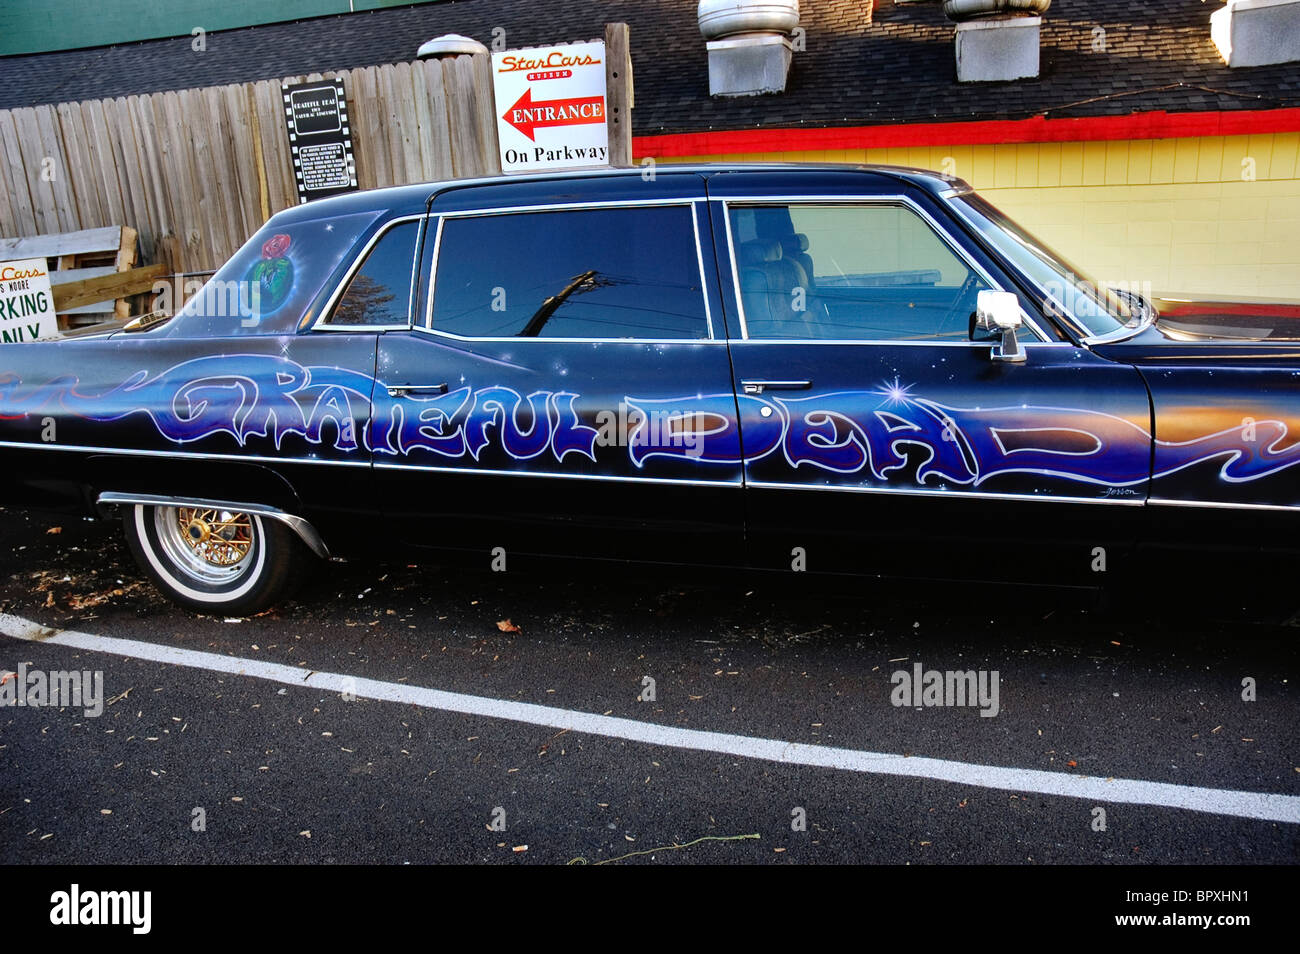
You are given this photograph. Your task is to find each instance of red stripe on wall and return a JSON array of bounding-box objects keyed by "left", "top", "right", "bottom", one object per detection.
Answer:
[{"left": 632, "top": 108, "right": 1300, "bottom": 158}]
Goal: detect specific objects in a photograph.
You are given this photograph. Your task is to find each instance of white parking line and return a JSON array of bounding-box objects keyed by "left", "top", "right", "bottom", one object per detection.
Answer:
[{"left": 3, "top": 611, "right": 1298, "bottom": 824}]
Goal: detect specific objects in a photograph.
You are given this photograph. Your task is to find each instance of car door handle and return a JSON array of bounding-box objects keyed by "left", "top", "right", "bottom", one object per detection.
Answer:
[
  {"left": 740, "top": 379, "right": 812, "bottom": 395},
  {"left": 387, "top": 382, "right": 449, "bottom": 397}
]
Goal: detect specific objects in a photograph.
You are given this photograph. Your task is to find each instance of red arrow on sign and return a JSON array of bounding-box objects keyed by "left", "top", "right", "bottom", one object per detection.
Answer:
[{"left": 503, "top": 88, "right": 606, "bottom": 141}]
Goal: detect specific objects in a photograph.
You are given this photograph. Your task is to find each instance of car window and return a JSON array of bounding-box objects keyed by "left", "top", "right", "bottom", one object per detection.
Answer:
[
  {"left": 728, "top": 203, "right": 993, "bottom": 341},
  {"left": 159, "top": 209, "right": 384, "bottom": 337},
  {"left": 327, "top": 220, "right": 420, "bottom": 326},
  {"left": 430, "top": 205, "right": 709, "bottom": 339}
]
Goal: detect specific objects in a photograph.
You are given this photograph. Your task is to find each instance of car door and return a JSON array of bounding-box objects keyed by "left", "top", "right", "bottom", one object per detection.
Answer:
[
  {"left": 373, "top": 176, "right": 744, "bottom": 566},
  {"left": 707, "top": 174, "right": 1153, "bottom": 587}
]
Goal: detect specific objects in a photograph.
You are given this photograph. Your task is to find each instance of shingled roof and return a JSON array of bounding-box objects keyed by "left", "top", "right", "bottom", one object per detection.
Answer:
[{"left": 1, "top": 0, "right": 1296, "bottom": 134}]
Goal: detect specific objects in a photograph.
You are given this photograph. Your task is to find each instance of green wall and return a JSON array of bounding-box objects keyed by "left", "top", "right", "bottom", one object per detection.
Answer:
[{"left": 1, "top": 0, "right": 438, "bottom": 56}]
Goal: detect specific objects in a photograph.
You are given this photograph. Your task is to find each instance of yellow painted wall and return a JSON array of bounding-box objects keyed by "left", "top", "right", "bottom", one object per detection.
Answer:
[{"left": 661, "top": 133, "right": 1300, "bottom": 301}]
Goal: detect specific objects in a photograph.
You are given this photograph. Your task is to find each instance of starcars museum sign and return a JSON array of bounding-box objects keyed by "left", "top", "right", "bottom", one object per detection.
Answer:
[{"left": 492, "top": 41, "right": 609, "bottom": 173}]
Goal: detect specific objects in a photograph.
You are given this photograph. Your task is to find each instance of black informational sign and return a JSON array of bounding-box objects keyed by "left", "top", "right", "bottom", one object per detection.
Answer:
[{"left": 281, "top": 78, "right": 358, "bottom": 205}]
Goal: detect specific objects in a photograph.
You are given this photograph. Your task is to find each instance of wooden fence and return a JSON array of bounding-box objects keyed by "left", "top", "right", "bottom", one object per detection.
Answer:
[
  {"left": 1, "top": 23, "right": 633, "bottom": 287},
  {"left": 0, "top": 53, "right": 502, "bottom": 277}
]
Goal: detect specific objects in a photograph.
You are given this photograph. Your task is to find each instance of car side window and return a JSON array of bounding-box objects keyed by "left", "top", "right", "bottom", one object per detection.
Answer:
[
  {"left": 327, "top": 220, "right": 420, "bottom": 326},
  {"left": 728, "top": 203, "right": 992, "bottom": 341},
  {"left": 430, "top": 205, "right": 709, "bottom": 339}
]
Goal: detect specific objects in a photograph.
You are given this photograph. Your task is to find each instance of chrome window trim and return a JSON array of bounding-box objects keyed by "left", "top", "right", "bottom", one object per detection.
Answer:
[
  {"left": 720, "top": 202, "right": 749, "bottom": 339},
  {"left": 312, "top": 213, "right": 425, "bottom": 332},
  {"left": 421, "top": 212, "right": 444, "bottom": 330},
  {"left": 427, "top": 195, "right": 706, "bottom": 220},
  {"left": 1080, "top": 313, "right": 1157, "bottom": 346},
  {"left": 411, "top": 327, "right": 728, "bottom": 346},
  {"left": 716, "top": 195, "right": 1051, "bottom": 345},
  {"left": 420, "top": 198, "right": 718, "bottom": 343}
]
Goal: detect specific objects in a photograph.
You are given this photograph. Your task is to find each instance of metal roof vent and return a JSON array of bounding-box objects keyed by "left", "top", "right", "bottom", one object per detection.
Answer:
[
  {"left": 1212, "top": 0, "right": 1300, "bottom": 68},
  {"left": 698, "top": 1, "right": 801, "bottom": 97},
  {"left": 417, "top": 34, "right": 489, "bottom": 59},
  {"left": 947, "top": 0, "right": 1050, "bottom": 83}
]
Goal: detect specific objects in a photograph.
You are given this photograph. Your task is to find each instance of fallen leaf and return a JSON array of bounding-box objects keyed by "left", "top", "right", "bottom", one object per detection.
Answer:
[
  {"left": 46, "top": 527, "right": 62, "bottom": 535},
  {"left": 497, "top": 619, "right": 521, "bottom": 633},
  {"left": 1067, "top": 760, "right": 1078, "bottom": 768}
]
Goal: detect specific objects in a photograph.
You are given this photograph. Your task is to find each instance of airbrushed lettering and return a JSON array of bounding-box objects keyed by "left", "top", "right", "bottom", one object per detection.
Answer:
[{"left": 3, "top": 357, "right": 1300, "bottom": 491}]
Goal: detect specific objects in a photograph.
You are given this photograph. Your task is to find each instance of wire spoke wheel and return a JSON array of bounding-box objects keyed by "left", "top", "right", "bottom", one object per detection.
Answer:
[
  {"left": 123, "top": 501, "right": 314, "bottom": 614},
  {"left": 154, "top": 505, "right": 257, "bottom": 586}
]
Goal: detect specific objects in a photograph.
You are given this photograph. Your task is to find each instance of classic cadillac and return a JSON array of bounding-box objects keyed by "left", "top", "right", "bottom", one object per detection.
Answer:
[{"left": 2, "top": 164, "right": 1298, "bottom": 613}]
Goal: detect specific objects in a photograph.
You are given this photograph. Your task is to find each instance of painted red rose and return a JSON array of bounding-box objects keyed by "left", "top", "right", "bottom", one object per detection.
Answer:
[{"left": 261, "top": 233, "right": 291, "bottom": 259}]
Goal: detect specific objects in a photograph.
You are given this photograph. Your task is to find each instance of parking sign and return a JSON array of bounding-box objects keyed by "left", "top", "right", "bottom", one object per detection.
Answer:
[{"left": 0, "top": 258, "right": 58, "bottom": 343}]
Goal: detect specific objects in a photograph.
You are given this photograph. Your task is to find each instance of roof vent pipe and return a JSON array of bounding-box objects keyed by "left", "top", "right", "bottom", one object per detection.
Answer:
[
  {"left": 417, "top": 34, "right": 489, "bottom": 59},
  {"left": 944, "top": 0, "right": 1050, "bottom": 19},
  {"left": 946, "top": 0, "right": 1049, "bottom": 82},
  {"left": 698, "top": 1, "right": 801, "bottom": 97}
]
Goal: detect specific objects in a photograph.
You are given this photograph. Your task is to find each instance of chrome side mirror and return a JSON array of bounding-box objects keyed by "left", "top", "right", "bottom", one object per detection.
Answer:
[{"left": 975, "top": 290, "right": 1025, "bottom": 363}]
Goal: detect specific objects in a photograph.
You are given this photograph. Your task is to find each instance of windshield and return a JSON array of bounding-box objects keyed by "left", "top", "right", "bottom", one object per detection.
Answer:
[{"left": 951, "top": 194, "right": 1137, "bottom": 338}]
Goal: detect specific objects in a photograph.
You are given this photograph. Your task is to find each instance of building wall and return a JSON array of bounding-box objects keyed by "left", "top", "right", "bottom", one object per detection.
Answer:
[
  {"left": 0, "top": 0, "right": 430, "bottom": 56},
  {"left": 662, "top": 133, "right": 1300, "bottom": 301}
]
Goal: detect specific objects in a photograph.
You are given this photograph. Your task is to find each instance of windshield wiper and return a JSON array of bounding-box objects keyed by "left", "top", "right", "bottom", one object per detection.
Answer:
[
  {"left": 121, "top": 310, "right": 176, "bottom": 332},
  {"left": 1110, "top": 287, "right": 1157, "bottom": 326}
]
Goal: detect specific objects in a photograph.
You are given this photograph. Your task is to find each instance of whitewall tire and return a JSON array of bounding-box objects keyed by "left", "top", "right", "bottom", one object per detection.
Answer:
[{"left": 122, "top": 503, "right": 309, "bottom": 614}]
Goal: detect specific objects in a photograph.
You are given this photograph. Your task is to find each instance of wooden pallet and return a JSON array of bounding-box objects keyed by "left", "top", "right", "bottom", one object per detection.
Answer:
[{"left": 0, "top": 225, "right": 141, "bottom": 328}]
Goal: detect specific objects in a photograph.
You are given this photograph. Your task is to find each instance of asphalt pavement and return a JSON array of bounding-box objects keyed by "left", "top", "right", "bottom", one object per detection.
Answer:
[{"left": 2, "top": 507, "right": 1297, "bottom": 864}]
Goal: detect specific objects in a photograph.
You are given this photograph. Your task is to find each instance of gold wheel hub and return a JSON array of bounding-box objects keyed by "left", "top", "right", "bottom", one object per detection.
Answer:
[{"left": 176, "top": 507, "right": 252, "bottom": 567}]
